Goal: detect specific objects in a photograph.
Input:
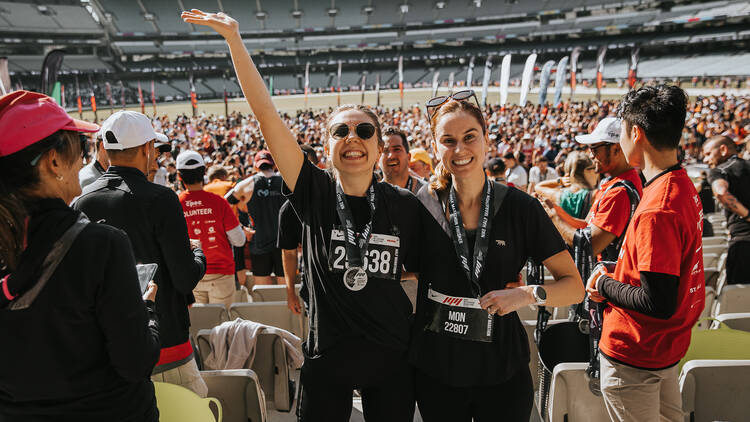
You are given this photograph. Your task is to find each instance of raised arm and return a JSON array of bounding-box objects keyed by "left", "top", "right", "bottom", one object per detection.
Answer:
[{"left": 181, "top": 10, "right": 304, "bottom": 189}]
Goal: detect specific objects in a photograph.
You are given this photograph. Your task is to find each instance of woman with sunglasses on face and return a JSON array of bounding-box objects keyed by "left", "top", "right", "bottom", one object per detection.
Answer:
[
  {"left": 411, "top": 92, "right": 584, "bottom": 422},
  {"left": 183, "top": 10, "right": 422, "bottom": 422}
]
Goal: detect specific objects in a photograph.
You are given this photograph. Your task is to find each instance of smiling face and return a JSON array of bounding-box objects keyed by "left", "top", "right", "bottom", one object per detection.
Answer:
[
  {"left": 326, "top": 109, "right": 382, "bottom": 178},
  {"left": 432, "top": 110, "right": 488, "bottom": 180},
  {"left": 380, "top": 133, "right": 410, "bottom": 181}
]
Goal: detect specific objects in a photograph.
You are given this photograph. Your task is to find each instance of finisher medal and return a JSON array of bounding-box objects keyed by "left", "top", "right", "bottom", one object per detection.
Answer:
[{"left": 344, "top": 266, "right": 368, "bottom": 291}]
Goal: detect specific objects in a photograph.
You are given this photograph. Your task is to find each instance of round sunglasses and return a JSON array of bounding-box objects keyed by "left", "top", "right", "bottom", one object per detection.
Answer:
[{"left": 329, "top": 122, "right": 376, "bottom": 141}]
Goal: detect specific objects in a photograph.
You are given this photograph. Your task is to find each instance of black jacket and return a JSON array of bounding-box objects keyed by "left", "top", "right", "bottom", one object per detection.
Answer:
[
  {"left": 0, "top": 199, "right": 160, "bottom": 421},
  {"left": 74, "top": 166, "right": 206, "bottom": 349}
]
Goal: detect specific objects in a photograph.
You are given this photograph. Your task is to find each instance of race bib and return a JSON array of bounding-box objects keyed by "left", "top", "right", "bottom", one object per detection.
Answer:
[
  {"left": 328, "top": 228, "right": 401, "bottom": 281},
  {"left": 425, "top": 287, "right": 494, "bottom": 342}
]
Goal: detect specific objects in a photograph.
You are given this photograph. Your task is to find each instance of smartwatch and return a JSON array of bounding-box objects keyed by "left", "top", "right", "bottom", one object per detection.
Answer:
[{"left": 532, "top": 286, "right": 547, "bottom": 305}]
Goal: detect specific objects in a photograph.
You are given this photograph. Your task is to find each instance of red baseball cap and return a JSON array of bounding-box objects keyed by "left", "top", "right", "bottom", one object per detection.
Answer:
[
  {"left": 0, "top": 90, "right": 99, "bottom": 157},
  {"left": 254, "top": 150, "right": 274, "bottom": 168}
]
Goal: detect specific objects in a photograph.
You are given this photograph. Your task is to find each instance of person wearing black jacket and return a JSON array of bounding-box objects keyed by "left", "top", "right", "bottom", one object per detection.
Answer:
[
  {"left": 74, "top": 111, "right": 208, "bottom": 397},
  {"left": 0, "top": 91, "right": 160, "bottom": 421}
]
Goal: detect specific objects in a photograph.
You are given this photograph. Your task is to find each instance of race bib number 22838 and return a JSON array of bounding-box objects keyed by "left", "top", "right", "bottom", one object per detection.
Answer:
[{"left": 328, "top": 228, "right": 400, "bottom": 281}]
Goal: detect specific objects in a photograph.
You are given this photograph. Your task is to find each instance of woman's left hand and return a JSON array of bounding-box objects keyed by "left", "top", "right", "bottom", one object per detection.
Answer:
[{"left": 479, "top": 288, "right": 534, "bottom": 316}]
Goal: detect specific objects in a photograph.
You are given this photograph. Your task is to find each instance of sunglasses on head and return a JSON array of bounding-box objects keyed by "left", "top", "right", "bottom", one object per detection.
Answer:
[
  {"left": 426, "top": 90, "right": 481, "bottom": 119},
  {"left": 329, "top": 122, "right": 376, "bottom": 141}
]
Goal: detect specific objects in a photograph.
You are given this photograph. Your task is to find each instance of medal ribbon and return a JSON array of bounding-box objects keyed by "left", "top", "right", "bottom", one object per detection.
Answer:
[
  {"left": 334, "top": 179, "right": 377, "bottom": 268},
  {"left": 447, "top": 178, "right": 494, "bottom": 297}
]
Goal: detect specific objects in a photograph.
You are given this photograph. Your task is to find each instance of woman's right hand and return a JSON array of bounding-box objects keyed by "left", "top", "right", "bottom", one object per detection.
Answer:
[
  {"left": 181, "top": 9, "right": 239, "bottom": 40},
  {"left": 287, "top": 288, "right": 302, "bottom": 315},
  {"left": 143, "top": 281, "right": 158, "bottom": 302}
]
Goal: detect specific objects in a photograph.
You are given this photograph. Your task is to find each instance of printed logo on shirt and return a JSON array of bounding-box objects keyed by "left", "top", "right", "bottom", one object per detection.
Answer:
[{"left": 496, "top": 239, "right": 506, "bottom": 247}]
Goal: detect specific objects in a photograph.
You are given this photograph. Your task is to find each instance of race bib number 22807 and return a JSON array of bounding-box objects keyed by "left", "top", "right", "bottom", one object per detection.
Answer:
[{"left": 328, "top": 228, "right": 400, "bottom": 281}]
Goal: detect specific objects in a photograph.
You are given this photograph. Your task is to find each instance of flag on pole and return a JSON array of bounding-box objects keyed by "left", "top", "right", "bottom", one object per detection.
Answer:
[
  {"left": 269, "top": 75, "right": 274, "bottom": 96},
  {"left": 337, "top": 60, "right": 342, "bottom": 106},
  {"left": 137, "top": 81, "right": 144, "bottom": 114},
  {"left": 431, "top": 71, "right": 440, "bottom": 97},
  {"left": 480, "top": 56, "right": 493, "bottom": 106},
  {"left": 499, "top": 54, "right": 511, "bottom": 106},
  {"left": 40, "top": 50, "right": 64, "bottom": 96},
  {"left": 628, "top": 46, "right": 640, "bottom": 89},
  {"left": 0, "top": 57, "right": 10, "bottom": 95},
  {"left": 222, "top": 74, "right": 229, "bottom": 117},
  {"left": 189, "top": 75, "right": 197, "bottom": 117},
  {"left": 88, "top": 75, "right": 97, "bottom": 122},
  {"left": 304, "top": 62, "right": 310, "bottom": 107},
  {"left": 75, "top": 77, "right": 82, "bottom": 118},
  {"left": 553, "top": 56, "right": 569, "bottom": 107},
  {"left": 105, "top": 81, "right": 114, "bottom": 112},
  {"left": 60, "top": 83, "right": 65, "bottom": 108},
  {"left": 151, "top": 80, "right": 156, "bottom": 115},
  {"left": 448, "top": 71, "right": 455, "bottom": 93},
  {"left": 596, "top": 45, "right": 608, "bottom": 103},
  {"left": 570, "top": 47, "right": 582, "bottom": 100},
  {"left": 466, "top": 56, "right": 475, "bottom": 88},
  {"left": 51, "top": 82, "right": 61, "bottom": 105},
  {"left": 398, "top": 56, "right": 404, "bottom": 108},
  {"left": 360, "top": 73, "right": 367, "bottom": 105},
  {"left": 375, "top": 73, "right": 381, "bottom": 107},
  {"left": 519, "top": 53, "right": 537, "bottom": 106},
  {"left": 538, "top": 60, "right": 555, "bottom": 106},
  {"left": 119, "top": 80, "right": 125, "bottom": 109}
]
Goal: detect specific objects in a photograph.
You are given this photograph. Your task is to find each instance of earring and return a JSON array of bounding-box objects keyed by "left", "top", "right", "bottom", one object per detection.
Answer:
[{"left": 56, "top": 175, "right": 63, "bottom": 181}]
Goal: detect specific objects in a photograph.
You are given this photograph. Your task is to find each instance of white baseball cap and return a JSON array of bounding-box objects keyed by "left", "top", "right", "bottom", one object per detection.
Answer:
[
  {"left": 176, "top": 150, "right": 205, "bottom": 170},
  {"left": 100, "top": 111, "right": 159, "bottom": 151},
  {"left": 575, "top": 117, "right": 622, "bottom": 145}
]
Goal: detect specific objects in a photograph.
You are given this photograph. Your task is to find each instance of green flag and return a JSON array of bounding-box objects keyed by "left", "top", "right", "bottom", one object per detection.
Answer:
[
  {"left": 51, "top": 81, "right": 62, "bottom": 105},
  {"left": 269, "top": 75, "right": 274, "bottom": 96}
]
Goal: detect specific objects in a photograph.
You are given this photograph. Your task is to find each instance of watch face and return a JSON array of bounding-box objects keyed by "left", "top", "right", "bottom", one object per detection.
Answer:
[{"left": 536, "top": 286, "right": 547, "bottom": 301}]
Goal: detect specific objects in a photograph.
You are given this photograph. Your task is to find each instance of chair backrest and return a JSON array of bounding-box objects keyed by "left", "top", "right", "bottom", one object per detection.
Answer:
[
  {"left": 703, "top": 244, "right": 728, "bottom": 256},
  {"left": 201, "top": 369, "right": 267, "bottom": 422},
  {"left": 715, "top": 312, "right": 750, "bottom": 332},
  {"left": 702, "top": 252, "right": 719, "bottom": 268},
  {"left": 189, "top": 304, "right": 230, "bottom": 340},
  {"left": 547, "top": 362, "right": 609, "bottom": 422},
  {"left": 701, "top": 236, "right": 727, "bottom": 247},
  {"left": 196, "top": 329, "right": 294, "bottom": 412},
  {"left": 229, "top": 301, "right": 305, "bottom": 339},
  {"left": 234, "top": 286, "right": 250, "bottom": 304},
  {"left": 680, "top": 360, "right": 750, "bottom": 422},
  {"left": 696, "top": 287, "right": 716, "bottom": 329},
  {"left": 680, "top": 320, "right": 750, "bottom": 371},
  {"left": 714, "top": 284, "right": 750, "bottom": 315},
  {"left": 154, "top": 381, "right": 222, "bottom": 422},
  {"left": 250, "top": 284, "right": 302, "bottom": 302}
]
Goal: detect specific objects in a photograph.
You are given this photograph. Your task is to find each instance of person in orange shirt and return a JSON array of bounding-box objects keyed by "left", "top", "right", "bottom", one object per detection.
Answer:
[{"left": 586, "top": 85, "right": 704, "bottom": 422}]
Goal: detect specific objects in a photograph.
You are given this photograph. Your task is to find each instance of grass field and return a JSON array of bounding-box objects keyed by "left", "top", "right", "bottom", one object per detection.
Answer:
[{"left": 73, "top": 86, "right": 750, "bottom": 122}]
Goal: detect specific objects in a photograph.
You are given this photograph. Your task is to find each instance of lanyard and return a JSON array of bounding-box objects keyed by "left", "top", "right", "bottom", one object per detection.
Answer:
[
  {"left": 334, "top": 180, "right": 377, "bottom": 268},
  {"left": 405, "top": 176, "right": 413, "bottom": 192},
  {"left": 446, "top": 178, "right": 494, "bottom": 297}
]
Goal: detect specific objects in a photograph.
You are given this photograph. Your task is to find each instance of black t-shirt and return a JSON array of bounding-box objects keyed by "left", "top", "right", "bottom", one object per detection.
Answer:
[
  {"left": 285, "top": 159, "right": 421, "bottom": 356},
  {"left": 247, "top": 173, "right": 286, "bottom": 254},
  {"left": 277, "top": 200, "right": 302, "bottom": 250},
  {"left": 410, "top": 183, "right": 567, "bottom": 387},
  {"left": 708, "top": 155, "right": 750, "bottom": 243}
]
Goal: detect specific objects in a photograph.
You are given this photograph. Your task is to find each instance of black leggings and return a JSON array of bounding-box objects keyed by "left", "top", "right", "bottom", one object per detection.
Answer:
[
  {"left": 415, "top": 366, "right": 533, "bottom": 422},
  {"left": 298, "top": 338, "right": 415, "bottom": 422}
]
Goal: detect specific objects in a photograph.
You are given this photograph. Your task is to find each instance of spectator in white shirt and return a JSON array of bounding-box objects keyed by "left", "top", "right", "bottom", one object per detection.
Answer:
[
  {"left": 528, "top": 156, "right": 558, "bottom": 194},
  {"left": 502, "top": 152, "right": 528, "bottom": 191}
]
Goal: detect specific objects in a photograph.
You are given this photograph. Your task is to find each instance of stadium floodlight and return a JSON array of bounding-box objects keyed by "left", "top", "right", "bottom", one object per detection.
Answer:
[
  {"left": 36, "top": 5, "right": 56, "bottom": 16},
  {"left": 255, "top": 10, "right": 267, "bottom": 20},
  {"left": 327, "top": 8, "right": 339, "bottom": 17},
  {"left": 473, "top": 0, "right": 482, "bottom": 7},
  {"left": 400, "top": 3, "right": 409, "bottom": 14},
  {"left": 435, "top": 1, "right": 447, "bottom": 9},
  {"left": 291, "top": 9, "right": 304, "bottom": 19},
  {"left": 362, "top": 5, "right": 375, "bottom": 15},
  {"left": 143, "top": 12, "right": 155, "bottom": 21}
]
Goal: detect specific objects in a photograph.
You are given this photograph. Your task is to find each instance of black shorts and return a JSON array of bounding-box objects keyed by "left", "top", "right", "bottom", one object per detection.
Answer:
[
  {"left": 250, "top": 248, "right": 283, "bottom": 276},
  {"left": 233, "top": 246, "right": 245, "bottom": 271},
  {"left": 727, "top": 241, "right": 750, "bottom": 285}
]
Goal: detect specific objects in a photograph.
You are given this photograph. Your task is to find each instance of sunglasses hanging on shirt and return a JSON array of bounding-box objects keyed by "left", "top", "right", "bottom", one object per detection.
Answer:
[{"left": 329, "top": 122, "right": 376, "bottom": 141}]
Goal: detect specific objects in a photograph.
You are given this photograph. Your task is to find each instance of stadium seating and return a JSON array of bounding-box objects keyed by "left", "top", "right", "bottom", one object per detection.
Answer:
[
  {"left": 250, "top": 284, "right": 302, "bottom": 302},
  {"left": 153, "top": 381, "right": 222, "bottom": 422},
  {"left": 201, "top": 369, "right": 267, "bottom": 422},
  {"left": 713, "top": 284, "right": 750, "bottom": 315},
  {"left": 715, "top": 312, "right": 750, "bottom": 332},
  {"left": 229, "top": 302, "right": 305, "bottom": 340},
  {"left": 679, "top": 360, "right": 750, "bottom": 422},
  {"left": 197, "top": 329, "right": 296, "bottom": 412},
  {"left": 546, "top": 363, "right": 609, "bottom": 422},
  {"left": 188, "top": 304, "right": 229, "bottom": 341}
]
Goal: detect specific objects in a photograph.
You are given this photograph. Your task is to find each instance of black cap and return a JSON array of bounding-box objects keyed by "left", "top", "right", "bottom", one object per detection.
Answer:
[{"left": 486, "top": 157, "right": 506, "bottom": 174}]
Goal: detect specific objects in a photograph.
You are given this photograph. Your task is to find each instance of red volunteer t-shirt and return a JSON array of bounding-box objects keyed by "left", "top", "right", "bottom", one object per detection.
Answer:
[
  {"left": 600, "top": 169, "right": 705, "bottom": 369},
  {"left": 586, "top": 168, "right": 643, "bottom": 238},
  {"left": 179, "top": 190, "right": 240, "bottom": 275}
]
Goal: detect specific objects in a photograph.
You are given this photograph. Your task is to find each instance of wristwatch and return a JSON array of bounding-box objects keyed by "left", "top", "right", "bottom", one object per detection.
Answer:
[{"left": 532, "top": 286, "right": 547, "bottom": 305}]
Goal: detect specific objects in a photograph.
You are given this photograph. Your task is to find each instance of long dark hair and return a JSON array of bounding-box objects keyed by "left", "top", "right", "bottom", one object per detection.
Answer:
[{"left": 0, "top": 130, "right": 79, "bottom": 272}]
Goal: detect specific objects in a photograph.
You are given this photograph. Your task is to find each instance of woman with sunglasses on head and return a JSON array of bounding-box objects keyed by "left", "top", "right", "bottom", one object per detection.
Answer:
[
  {"left": 183, "top": 10, "right": 422, "bottom": 421},
  {"left": 411, "top": 91, "right": 584, "bottom": 421},
  {"left": 0, "top": 91, "right": 160, "bottom": 421}
]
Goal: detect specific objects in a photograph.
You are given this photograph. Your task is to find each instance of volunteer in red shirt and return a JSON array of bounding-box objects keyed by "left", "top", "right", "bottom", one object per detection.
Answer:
[
  {"left": 178, "top": 150, "right": 247, "bottom": 308},
  {"left": 544, "top": 116, "right": 643, "bottom": 259},
  {"left": 586, "top": 85, "right": 704, "bottom": 422}
]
